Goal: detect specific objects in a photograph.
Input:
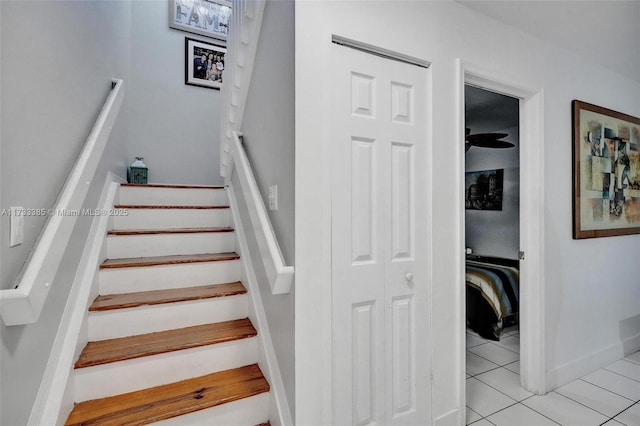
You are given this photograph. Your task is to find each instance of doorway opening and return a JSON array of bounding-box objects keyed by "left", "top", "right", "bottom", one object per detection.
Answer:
[
  {"left": 464, "top": 85, "right": 529, "bottom": 422},
  {"left": 460, "top": 65, "right": 546, "bottom": 424}
]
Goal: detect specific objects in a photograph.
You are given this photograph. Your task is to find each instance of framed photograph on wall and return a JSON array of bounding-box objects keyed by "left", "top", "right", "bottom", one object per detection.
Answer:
[
  {"left": 465, "top": 169, "right": 504, "bottom": 211},
  {"left": 572, "top": 100, "right": 640, "bottom": 239},
  {"left": 185, "top": 37, "right": 225, "bottom": 90},
  {"left": 169, "top": 0, "right": 231, "bottom": 42}
]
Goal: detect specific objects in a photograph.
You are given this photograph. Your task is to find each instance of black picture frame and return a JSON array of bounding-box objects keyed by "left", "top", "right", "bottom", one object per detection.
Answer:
[
  {"left": 465, "top": 169, "right": 505, "bottom": 211},
  {"left": 185, "top": 37, "right": 225, "bottom": 90}
]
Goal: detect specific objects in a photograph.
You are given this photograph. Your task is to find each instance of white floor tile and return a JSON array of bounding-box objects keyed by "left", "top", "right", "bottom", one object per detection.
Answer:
[
  {"left": 494, "top": 334, "right": 520, "bottom": 354},
  {"left": 469, "top": 343, "right": 519, "bottom": 366},
  {"left": 476, "top": 367, "right": 533, "bottom": 402},
  {"left": 504, "top": 360, "right": 520, "bottom": 374},
  {"left": 487, "top": 403, "right": 558, "bottom": 426},
  {"left": 605, "top": 359, "right": 640, "bottom": 382},
  {"left": 626, "top": 351, "right": 640, "bottom": 365},
  {"left": 469, "top": 419, "right": 495, "bottom": 426},
  {"left": 466, "top": 377, "right": 516, "bottom": 417},
  {"left": 466, "top": 407, "right": 482, "bottom": 425},
  {"left": 467, "top": 332, "right": 488, "bottom": 348},
  {"left": 614, "top": 402, "right": 640, "bottom": 426},
  {"left": 522, "top": 391, "right": 608, "bottom": 426},
  {"left": 467, "top": 351, "right": 500, "bottom": 376},
  {"left": 601, "top": 420, "right": 626, "bottom": 426},
  {"left": 555, "top": 379, "right": 635, "bottom": 417},
  {"left": 582, "top": 369, "right": 640, "bottom": 401},
  {"left": 502, "top": 325, "right": 519, "bottom": 337}
]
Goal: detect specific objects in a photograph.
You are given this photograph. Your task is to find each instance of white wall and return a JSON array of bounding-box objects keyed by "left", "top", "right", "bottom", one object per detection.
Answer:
[
  {"left": 465, "top": 126, "right": 520, "bottom": 259},
  {"left": 0, "top": 1, "right": 132, "bottom": 424},
  {"left": 238, "top": 0, "right": 296, "bottom": 417},
  {"left": 295, "top": 1, "right": 640, "bottom": 424},
  {"left": 0, "top": 0, "right": 4, "bottom": 314},
  {"left": 242, "top": 0, "right": 294, "bottom": 266},
  {"left": 126, "top": 0, "right": 223, "bottom": 185},
  {"left": 0, "top": 1, "right": 227, "bottom": 423},
  {"left": 1, "top": 0, "right": 130, "bottom": 288}
]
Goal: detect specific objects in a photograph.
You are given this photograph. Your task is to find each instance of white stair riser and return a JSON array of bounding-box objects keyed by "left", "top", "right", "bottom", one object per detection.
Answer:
[
  {"left": 119, "top": 187, "right": 227, "bottom": 206},
  {"left": 154, "top": 392, "right": 270, "bottom": 426},
  {"left": 99, "top": 260, "right": 242, "bottom": 294},
  {"left": 88, "top": 295, "right": 249, "bottom": 340},
  {"left": 74, "top": 338, "right": 258, "bottom": 401},
  {"left": 112, "top": 208, "right": 231, "bottom": 230},
  {"left": 106, "top": 232, "right": 235, "bottom": 258}
]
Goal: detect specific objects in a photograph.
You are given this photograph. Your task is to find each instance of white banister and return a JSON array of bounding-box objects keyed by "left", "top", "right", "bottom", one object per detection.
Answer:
[
  {"left": 220, "top": 0, "right": 265, "bottom": 178},
  {"left": 217, "top": 0, "right": 293, "bottom": 294},
  {"left": 0, "top": 79, "right": 124, "bottom": 326},
  {"left": 230, "top": 131, "right": 293, "bottom": 294}
]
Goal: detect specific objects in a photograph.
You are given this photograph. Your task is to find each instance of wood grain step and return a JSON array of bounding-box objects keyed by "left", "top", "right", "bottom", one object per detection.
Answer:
[
  {"left": 107, "top": 227, "right": 234, "bottom": 236},
  {"left": 114, "top": 204, "right": 229, "bottom": 209},
  {"left": 121, "top": 183, "right": 225, "bottom": 189},
  {"left": 75, "top": 318, "right": 257, "bottom": 368},
  {"left": 89, "top": 281, "right": 247, "bottom": 312},
  {"left": 100, "top": 252, "right": 240, "bottom": 269},
  {"left": 65, "top": 364, "right": 269, "bottom": 426}
]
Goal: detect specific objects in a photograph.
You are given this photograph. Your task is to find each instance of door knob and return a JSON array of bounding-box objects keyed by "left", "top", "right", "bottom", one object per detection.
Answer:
[{"left": 405, "top": 272, "right": 414, "bottom": 281}]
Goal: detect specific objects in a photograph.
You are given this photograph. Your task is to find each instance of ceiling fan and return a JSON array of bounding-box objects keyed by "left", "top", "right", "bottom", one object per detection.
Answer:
[{"left": 465, "top": 128, "right": 515, "bottom": 152}]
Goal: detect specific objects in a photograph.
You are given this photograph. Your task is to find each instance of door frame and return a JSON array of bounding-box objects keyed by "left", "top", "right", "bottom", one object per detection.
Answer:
[{"left": 457, "top": 59, "right": 546, "bottom": 412}]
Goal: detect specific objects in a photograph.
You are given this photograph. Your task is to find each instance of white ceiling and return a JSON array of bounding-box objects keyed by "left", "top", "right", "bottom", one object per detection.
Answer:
[{"left": 457, "top": 0, "right": 640, "bottom": 83}]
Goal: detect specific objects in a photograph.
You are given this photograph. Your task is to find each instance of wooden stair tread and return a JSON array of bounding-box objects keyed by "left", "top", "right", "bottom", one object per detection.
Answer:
[
  {"left": 65, "top": 364, "right": 269, "bottom": 426},
  {"left": 114, "top": 204, "right": 230, "bottom": 209},
  {"left": 90, "top": 281, "right": 247, "bottom": 311},
  {"left": 107, "top": 227, "right": 234, "bottom": 236},
  {"left": 121, "top": 183, "right": 225, "bottom": 189},
  {"left": 75, "top": 319, "right": 256, "bottom": 368},
  {"left": 100, "top": 252, "right": 240, "bottom": 269}
]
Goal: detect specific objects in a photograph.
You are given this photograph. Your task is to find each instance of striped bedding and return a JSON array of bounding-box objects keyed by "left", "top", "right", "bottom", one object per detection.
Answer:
[{"left": 466, "top": 260, "right": 519, "bottom": 340}]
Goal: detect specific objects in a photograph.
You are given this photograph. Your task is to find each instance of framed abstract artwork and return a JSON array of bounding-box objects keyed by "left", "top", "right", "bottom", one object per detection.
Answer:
[{"left": 572, "top": 100, "right": 640, "bottom": 239}]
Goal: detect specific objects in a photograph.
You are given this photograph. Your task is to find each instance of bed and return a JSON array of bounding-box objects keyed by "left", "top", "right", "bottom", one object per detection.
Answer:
[{"left": 466, "top": 255, "right": 519, "bottom": 341}]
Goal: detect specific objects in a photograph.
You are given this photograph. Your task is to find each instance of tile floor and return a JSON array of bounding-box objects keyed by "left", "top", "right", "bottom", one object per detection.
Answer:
[{"left": 466, "top": 327, "right": 640, "bottom": 425}]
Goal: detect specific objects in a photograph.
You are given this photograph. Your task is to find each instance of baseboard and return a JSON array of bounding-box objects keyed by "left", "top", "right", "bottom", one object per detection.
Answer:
[
  {"left": 622, "top": 332, "right": 640, "bottom": 357},
  {"left": 545, "top": 332, "right": 640, "bottom": 392},
  {"left": 434, "top": 408, "right": 460, "bottom": 426},
  {"left": 28, "top": 173, "right": 123, "bottom": 426},
  {"left": 227, "top": 183, "right": 293, "bottom": 426}
]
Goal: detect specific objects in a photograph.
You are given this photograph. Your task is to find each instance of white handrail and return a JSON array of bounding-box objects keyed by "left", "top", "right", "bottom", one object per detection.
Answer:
[
  {"left": 0, "top": 79, "right": 124, "bottom": 326},
  {"left": 220, "top": 0, "right": 266, "bottom": 178},
  {"left": 230, "top": 131, "right": 293, "bottom": 294}
]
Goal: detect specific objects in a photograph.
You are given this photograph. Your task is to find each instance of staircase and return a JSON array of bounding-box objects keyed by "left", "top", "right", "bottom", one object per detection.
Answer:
[{"left": 65, "top": 183, "right": 271, "bottom": 425}]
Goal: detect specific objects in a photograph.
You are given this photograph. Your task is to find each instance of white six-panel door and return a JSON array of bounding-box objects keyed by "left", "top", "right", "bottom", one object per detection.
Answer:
[{"left": 331, "top": 44, "right": 431, "bottom": 425}]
